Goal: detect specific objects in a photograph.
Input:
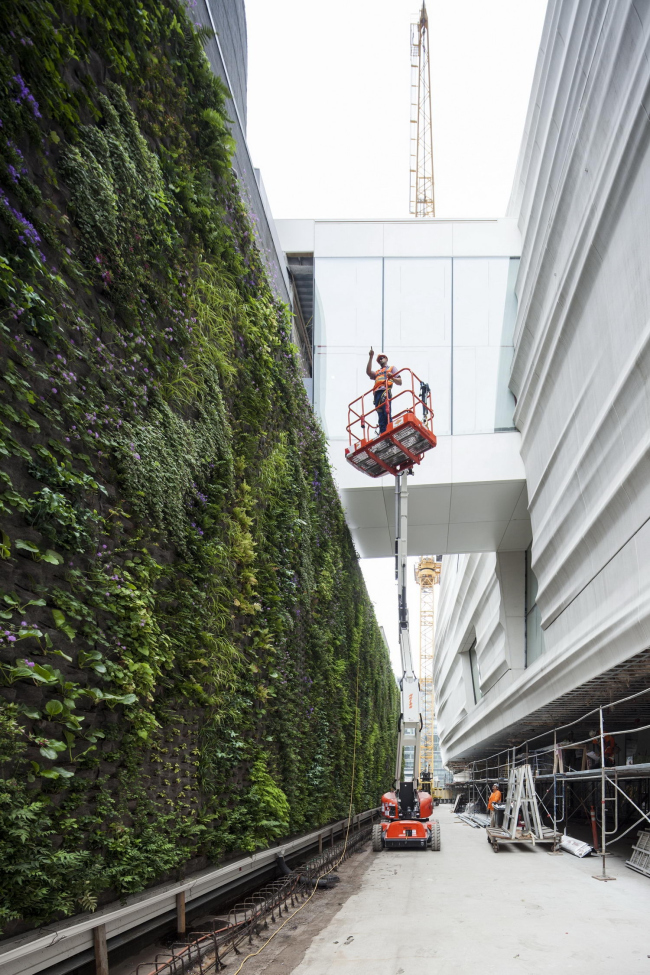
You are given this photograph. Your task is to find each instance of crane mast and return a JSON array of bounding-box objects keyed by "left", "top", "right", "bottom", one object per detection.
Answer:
[
  {"left": 409, "top": 2, "right": 435, "bottom": 217},
  {"left": 415, "top": 556, "right": 441, "bottom": 786}
]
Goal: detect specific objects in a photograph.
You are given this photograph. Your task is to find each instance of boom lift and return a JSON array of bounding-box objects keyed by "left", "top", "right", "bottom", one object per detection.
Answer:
[
  {"left": 346, "top": 369, "right": 440, "bottom": 851},
  {"left": 345, "top": 368, "right": 436, "bottom": 478},
  {"left": 371, "top": 473, "right": 440, "bottom": 851}
]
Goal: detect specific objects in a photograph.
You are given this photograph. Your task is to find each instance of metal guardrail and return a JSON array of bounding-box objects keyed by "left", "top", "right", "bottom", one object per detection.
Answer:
[
  {"left": 134, "top": 823, "right": 371, "bottom": 975},
  {"left": 0, "top": 810, "right": 377, "bottom": 975}
]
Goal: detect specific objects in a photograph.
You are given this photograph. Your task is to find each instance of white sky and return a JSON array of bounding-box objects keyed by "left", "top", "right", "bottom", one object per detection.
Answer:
[
  {"left": 245, "top": 0, "right": 546, "bottom": 671},
  {"left": 246, "top": 0, "right": 546, "bottom": 219},
  {"left": 360, "top": 556, "right": 432, "bottom": 677}
]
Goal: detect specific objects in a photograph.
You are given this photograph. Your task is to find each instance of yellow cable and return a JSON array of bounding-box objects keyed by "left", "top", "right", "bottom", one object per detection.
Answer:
[{"left": 229, "top": 652, "right": 362, "bottom": 975}]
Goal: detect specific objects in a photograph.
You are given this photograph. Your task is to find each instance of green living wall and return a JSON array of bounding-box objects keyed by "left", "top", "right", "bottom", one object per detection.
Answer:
[{"left": 0, "top": 0, "right": 398, "bottom": 933}]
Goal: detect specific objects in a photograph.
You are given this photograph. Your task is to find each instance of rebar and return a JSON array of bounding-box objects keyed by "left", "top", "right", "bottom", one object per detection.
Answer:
[{"left": 131, "top": 825, "right": 371, "bottom": 975}]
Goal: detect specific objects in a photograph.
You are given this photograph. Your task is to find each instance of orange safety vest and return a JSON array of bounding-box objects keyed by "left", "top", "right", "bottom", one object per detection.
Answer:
[
  {"left": 373, "top": 365, "right": 394, "bottom": 391},
  {"left": 592, "top": 735, "right": 616, "bottom": 757},
  {"left": 487, "top": 790, "right": 502, "bottom": 810}
]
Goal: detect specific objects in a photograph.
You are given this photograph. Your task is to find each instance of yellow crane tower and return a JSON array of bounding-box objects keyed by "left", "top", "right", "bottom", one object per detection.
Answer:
[
  {"left": 410, "top": 2, "right": 435, "bottom": 217},
  {"left": 414, "top": 556, "right": 441, "bottom": 787}
]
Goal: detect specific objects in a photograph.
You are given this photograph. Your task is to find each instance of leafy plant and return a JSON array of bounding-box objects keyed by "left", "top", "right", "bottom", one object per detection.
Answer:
[{"left": 0, "top": 0, "right": 398, "bottom": 935}]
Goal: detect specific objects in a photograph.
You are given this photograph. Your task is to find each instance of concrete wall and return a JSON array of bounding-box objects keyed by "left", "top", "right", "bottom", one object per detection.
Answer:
[{"left": 435, "top": 0, "right": 650, "bottom": 762}]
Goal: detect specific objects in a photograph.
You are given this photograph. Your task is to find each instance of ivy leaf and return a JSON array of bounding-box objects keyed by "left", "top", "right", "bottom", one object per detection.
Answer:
[
  {"left": 17, "top": 626, "right": 43, "bottom": 640},
  {"left": 42, "top": 549, "right": 64, "bottom": 565},
  {"left": 30, "top": 663, "right": 61, "bottom": 684},
  {"left": 45, "top": 700, "right": 64, "bottom": 716},
  {"left": 46, "top": 738, "right": 66, "bottom": 752},
  {"left": 19, "top": 705, "right": 41, "bottom": 719},
  {"left": 51, "top": 647, "right": 73, "bottom": 661},
  {"left": 52, "top": 766, "right": 74, "bottom": 778},
  {"left": 39, "top": 746, "right": 59, "bottom": 760},
  {"left": 15, "top": 539, "right": 39, "bottom": 553},
  {"left": 52, "top": 609, "right": 76, "bottom": 641}
]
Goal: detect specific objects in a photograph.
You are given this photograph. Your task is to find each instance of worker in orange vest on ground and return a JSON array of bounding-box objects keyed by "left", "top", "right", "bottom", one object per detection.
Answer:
[
  {"left": 366, "top": 349, "right": 402, "bottom": 434},
  {"left": 487, "top": 782, "right": 502, "bottom": 827}
]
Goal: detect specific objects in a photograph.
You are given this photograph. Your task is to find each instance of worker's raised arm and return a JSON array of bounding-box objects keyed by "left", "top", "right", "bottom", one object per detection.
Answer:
[
  {"left": 366, "top": 348, "right": 376, "bottom": 380},
  {"left": 391, "top": 366, "right": 402, "bottom": 386}
]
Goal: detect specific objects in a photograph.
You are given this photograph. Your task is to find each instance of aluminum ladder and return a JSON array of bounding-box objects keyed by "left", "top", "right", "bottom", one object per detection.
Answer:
[{"left": 502, "top": 764, "right": 545, "bottom": 839}]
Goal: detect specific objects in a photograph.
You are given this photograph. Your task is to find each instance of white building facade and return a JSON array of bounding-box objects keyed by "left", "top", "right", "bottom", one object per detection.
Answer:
[
  {"left": 434, "top": 0, "right": 650, "bottom": 764},
  {"left": 277, "top": 217, "right": 530, "bottom": 559}
]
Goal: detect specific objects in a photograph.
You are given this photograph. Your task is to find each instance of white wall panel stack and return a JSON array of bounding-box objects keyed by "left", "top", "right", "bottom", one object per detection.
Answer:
[
  {"left": 512, "top": 0, "right": 650, "bottom": 668},
  {"left": 435, "top": 0, "right": 650, "bottom": 763},
  {"left": 435, "top": 552, "right": 525, "bottom": 762}
]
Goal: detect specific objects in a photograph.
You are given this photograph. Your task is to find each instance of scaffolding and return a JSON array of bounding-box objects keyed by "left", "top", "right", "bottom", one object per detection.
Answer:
[
  {"left": 409, "top": 2, "right": 435, "bottom": 217},
  {"left": 451, "top": 685, "right": 650, "bottom": 880},
  {"left": 414, "top": 556, "right": 440, "bottom": 785}
]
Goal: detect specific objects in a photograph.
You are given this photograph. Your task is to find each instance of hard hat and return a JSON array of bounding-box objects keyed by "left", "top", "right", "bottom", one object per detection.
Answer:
[{"left": 492, "top": 783, "right": 499, "bottom": 790}]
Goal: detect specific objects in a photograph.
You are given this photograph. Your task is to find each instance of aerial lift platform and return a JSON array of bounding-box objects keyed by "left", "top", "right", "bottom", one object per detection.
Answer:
[
  {"left": 346, "top": 370, "right": 440, "bottom": 851},
  {"left": 345, "top": 369, "right": 436, "bottom": 478}
]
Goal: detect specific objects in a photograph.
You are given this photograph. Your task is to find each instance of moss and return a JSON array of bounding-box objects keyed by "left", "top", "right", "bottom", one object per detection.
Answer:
[{"left": 0, "top": 0, "right": 398, "bottom": 933}]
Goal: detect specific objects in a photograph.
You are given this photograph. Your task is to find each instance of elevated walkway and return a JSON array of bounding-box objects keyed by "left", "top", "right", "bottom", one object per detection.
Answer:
[
  {"left": 329, "top": 430, "right": 530, "bottom": 557},
  {"left": 277, "top": 217, "right": 531, "bottom": 558}
]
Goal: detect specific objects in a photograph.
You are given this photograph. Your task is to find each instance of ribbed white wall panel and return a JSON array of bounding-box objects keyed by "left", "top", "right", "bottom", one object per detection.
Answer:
[
  {"left": 512, "top": 0, "right": 650, "bottom": 643},
  {"left": 435, "top": 0, "right": 650, "bottom": 762}
]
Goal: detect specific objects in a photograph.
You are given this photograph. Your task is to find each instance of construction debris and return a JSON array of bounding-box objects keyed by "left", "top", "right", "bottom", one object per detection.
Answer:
[{"left": 559, "top": 836, "right": 593, "bottom": 858}]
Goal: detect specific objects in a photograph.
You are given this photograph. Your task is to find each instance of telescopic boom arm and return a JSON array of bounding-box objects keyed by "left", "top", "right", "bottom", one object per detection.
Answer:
[{"left": 394, "top": 472, "right": 421, "bottom": 788}]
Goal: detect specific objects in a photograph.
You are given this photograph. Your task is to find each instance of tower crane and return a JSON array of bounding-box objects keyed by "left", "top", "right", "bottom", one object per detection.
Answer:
[
  {"left": 414, "top": 556, "right": 441, "bottom": 788},
  {"left": 410, "top": 2, "right": 435, "bottom": 217}
]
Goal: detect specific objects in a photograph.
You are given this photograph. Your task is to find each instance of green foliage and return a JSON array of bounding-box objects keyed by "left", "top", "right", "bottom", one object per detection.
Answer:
[{"left": 0, "top": 0, "right": 398, "bottom": 935}]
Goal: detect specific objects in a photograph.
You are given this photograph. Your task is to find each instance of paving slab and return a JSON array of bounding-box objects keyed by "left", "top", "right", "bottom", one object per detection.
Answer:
[{"left": 288, "top": 806, "right": 650, "bottom": 975}]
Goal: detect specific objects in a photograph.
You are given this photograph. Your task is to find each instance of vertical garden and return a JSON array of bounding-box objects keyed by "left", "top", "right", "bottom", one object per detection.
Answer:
[{"left": 0, "top": 0, "right": 398, "bottom": 933}]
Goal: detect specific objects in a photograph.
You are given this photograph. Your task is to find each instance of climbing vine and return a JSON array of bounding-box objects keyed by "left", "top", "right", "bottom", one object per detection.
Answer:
[{"left": 0, "top": 0, "right": 398, "bottom": 935}]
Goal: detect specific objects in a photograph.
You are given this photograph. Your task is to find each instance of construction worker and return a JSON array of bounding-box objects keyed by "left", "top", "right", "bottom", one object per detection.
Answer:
[
  {"left": 587, "top": 730, "right": 617, "bottom": 768},
  {"left": 487, "top": 782, "right": 502, "bottom": 827},
  {"left": 366, "top": 349, "right": 402, "bottom": 434}
]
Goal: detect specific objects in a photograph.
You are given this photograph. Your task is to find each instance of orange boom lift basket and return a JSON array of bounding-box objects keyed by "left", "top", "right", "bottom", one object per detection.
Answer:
[{"left": 345, "top": 368, "right": 437, "bottom": 478}]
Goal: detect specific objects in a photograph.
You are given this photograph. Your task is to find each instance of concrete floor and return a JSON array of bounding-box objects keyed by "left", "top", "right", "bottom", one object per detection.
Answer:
[{"left": 287, "top": 806, "right": 650, "bottom": 975}]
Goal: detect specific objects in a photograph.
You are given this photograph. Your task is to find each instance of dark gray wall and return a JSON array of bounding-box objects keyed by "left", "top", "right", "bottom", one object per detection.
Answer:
[
  {"left": 207, "top": 0, "right": 248, "bottom": 134},
  {"left": 188, "top": 0, "right": 291, "bottom": 305}
]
